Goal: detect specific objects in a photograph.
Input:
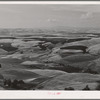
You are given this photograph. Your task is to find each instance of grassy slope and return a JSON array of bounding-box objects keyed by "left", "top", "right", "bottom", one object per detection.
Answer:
[{"left": 41, "top": 73, "right": 100, "bottom": 90}]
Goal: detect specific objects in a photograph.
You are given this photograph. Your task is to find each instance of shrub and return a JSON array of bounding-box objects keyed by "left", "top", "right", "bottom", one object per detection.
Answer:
[{"left": 64, "top": 87, "right": 74, "bottom": 90}]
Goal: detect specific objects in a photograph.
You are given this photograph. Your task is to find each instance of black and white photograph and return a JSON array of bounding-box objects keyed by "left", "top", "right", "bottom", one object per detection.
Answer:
[{"left": 0, "top": 3, "right": 100, "bottom": 91}]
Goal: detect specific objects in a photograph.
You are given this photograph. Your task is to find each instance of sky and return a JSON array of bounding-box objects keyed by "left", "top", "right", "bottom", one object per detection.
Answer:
[{"left": 0, "top": 4, "right": 100, "bottom": 28}]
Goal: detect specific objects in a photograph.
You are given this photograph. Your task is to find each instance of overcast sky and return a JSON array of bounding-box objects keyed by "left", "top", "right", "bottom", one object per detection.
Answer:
[{"left": 0, "top": 4, "right": 100, "bottom": 28}]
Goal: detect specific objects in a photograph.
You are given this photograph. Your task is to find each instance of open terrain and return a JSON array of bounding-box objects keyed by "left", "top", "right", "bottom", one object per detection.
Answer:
[{"left": 0, "top": 28, "right": 100, "bottom": 90}]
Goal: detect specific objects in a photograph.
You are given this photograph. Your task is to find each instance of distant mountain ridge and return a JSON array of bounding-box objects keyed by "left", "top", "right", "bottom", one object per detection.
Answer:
[{"left": 0, "top": 27, "right": 100, "bottom": 36}]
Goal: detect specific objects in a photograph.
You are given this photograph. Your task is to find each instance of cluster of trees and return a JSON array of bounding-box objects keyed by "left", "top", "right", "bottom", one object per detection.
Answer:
[
  {"left": 50, "top": 63, "right": 98, "bottom": 75},
  {"left": 4, "top": 79, "right": 26, "bottom": 90},
  {"left": 64, "top": 85, "right": 90, "bottom": 90},
  {"left": 83, "top": 68, "right": 98, "bottom": 74},
  {"left": 3, "top": 78, "right": 100, "bottom": 90},
  {"left": 50, "top": 64, "right": 82, "bottom": 73},
  {"left": 64, "top": 84, "right": 100, "bottom": 90},
  {"left": 3, "top": 79, "right": 39, "bottom": 90}
]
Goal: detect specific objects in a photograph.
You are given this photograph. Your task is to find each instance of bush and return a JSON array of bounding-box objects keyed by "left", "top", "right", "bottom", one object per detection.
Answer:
[{"left": 64, "top": 87, "right": 74, "bottom": 90}]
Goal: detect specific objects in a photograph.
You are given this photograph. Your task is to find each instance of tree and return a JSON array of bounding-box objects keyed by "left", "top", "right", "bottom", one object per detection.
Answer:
[
  {"left": 4, "top": 79, "right": 7, "bottom": 86},
  {"left": 18, "top": 80, "right": 25, "bottom": 84},
  {"left": 82, "top": 85, "right": 90, "bottom": 90},
  {"left": 7, "top": 79, "right": 12, "bottom": 87},
  {"left": 0, "top": 64, "right": 2, "bottom": 68},
  {"left": 12, "top": 79, "right": 19, "bottom": 88},
  {"left": 95, "top": 81, "right": 100, "bottom": 90},
  {"left": 84, "top": 68, "right": 98, "bottom": 74},
  {"left": 38, "top": 43, "right": 47, "bottom": 50}
]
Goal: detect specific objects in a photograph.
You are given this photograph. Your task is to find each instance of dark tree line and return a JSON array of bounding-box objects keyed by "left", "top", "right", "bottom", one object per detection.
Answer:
[
  {"left": 4, "top": 79, "right": 25, "bottom": 90},
  {"left": 64, "top": 85, "right": 91, "bottom": 90},
  {"left": 49, "top": 64, "right": 82, "bottom": 73}
]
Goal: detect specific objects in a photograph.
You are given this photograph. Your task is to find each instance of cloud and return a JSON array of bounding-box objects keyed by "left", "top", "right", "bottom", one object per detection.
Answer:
[
  {"left": 47, "top": 18, "right": 57, "bottom": 22},
  {"left": 81, "top": 12, "right": 93, "bottom": 19}
]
